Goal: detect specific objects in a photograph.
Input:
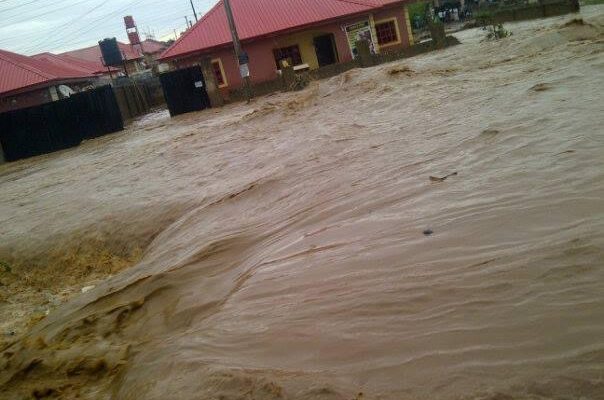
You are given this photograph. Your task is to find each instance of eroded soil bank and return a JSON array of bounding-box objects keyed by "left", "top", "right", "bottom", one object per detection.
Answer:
[{"left": 1, "top": 7, "right": 603, "bottom": 400}]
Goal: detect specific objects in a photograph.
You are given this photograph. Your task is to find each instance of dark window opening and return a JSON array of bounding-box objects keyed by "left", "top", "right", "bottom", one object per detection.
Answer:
[
  {"left": 273, "top": 45, "right": 302, "bottom": 69},
  {"left": 375, "top": 20, "right": 398, "bottom": 45},
  {"left": 211, "top": 60, "right": 226, "bottom": 86}
]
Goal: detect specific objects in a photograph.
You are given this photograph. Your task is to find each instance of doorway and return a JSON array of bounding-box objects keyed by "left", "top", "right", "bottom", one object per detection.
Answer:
[{"left": 313, "top": 34, "right": 338, "bottom": 67}]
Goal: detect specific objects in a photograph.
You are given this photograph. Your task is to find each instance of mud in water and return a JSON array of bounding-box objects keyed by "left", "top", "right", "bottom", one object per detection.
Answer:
[{"left": 1, "top": 6, "right": 604, "bottom": 400}]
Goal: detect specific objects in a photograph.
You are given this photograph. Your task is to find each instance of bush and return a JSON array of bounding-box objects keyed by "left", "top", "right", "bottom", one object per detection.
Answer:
[
  {"left": 476, "top": 10, "right": 512, "bottom": 40},
  {"left": 486, "top": 23, "right": 512, "bottom": 39}
]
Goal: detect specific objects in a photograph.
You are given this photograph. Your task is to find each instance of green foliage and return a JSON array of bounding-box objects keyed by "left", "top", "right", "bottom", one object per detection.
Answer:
[
  {"left": 0, "top": 261, "right": 11, "bottom": 273},
  {"left": 408, "top": 1, "right": 431, "bottom": 30},
  {"left": 408, "top": 1, "right": 429, "bottom": 22},
  {"left": 288, "top": 73, "right": 310, "bottom": 91},
  {"left": 486, "top": 23, "right": 512, "bottom": 39},
  {"left": 475, "top": 10, "right": 495, "bottom": 26},
  {"left": 475, "top": 10, "right": 512, "bottom": 40}
]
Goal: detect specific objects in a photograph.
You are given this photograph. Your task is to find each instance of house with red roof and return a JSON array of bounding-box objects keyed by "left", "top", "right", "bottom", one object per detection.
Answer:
[
  {"left": 32, "top": 52, "right": 119, "bottom": 79},
  {"left": 159, "top": 0, "right": 415, "bottom": 94},
  {"left": 59, "top": 41, "right": 146, "bottom": 76},
  {"left": 0, "top": 49, "right": 97, "bottom": 113},
  {"left": 141, "top": 39, "right": 169, "bottom": 57}
]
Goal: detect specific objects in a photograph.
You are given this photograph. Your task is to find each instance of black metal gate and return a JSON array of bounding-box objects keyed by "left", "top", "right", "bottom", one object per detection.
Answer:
[
  {"left": 0, "top": 85, "right": 123, "bottom": 162},
  {"left": 159, "top": 66, "right": 211, "bottom": 117}
]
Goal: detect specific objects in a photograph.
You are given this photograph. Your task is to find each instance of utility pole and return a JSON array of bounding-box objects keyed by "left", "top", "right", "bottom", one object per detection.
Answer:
[
  {"left": 190, "top": 0, "right": 198, "bottom": 22},
  {"left": 223, "top": 0, "right": 252, "bottom": 102},
  {"left": 184, "top": 15, "right": 191, "bottom": 29}
]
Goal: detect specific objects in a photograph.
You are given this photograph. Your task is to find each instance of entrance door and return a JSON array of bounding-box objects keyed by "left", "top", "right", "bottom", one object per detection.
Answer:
[
  {"left": 159, "top": 66, "right": 211, "bottom": 117},
  {"left": 313, "top": 34, "right": 338, "bottom": 67}
]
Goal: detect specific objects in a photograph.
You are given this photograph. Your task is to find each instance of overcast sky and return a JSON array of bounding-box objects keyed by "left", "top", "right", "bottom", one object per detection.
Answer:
[{"left": 0, "top": 0, "right": 218, "bottom": 55}]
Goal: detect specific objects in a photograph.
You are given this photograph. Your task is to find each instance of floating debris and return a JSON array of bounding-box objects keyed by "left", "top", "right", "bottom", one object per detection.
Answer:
[{"left": 429, "top": 172, "right": 458, "bottom": 182}]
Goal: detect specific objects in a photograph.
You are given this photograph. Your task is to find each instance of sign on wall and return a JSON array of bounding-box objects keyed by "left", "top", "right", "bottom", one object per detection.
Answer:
[
  {"left": 238, "top": 52, "right": 250, "bottom": 78},
  {"left": 344, "top": 20, "right": 376, "bottom": 58}
]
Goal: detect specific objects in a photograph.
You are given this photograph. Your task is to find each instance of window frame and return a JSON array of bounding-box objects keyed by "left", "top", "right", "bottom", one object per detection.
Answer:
[
  {"left": 374, "top": 17, "right": 402, "bottom": 47},
  {"left": 273, "top": 45, "right": 303, "bottom": 70},
  {"left": 211, "top": 58, "right": 228, "bottom": 88}
]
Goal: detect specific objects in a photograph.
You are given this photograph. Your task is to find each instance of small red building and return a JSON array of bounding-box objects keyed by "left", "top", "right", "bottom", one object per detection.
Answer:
[
  {"left": 59, "top": 41, "right": 146, "bottom": 76},
  {"left": 159, "top": 0, "right": 415, "bottom": 94},
  {"left": 0, "top": 49, "right": 97, "bottom": 113},
  {"left": 32, "top": 52, "right": 119, "bottom": 79}
]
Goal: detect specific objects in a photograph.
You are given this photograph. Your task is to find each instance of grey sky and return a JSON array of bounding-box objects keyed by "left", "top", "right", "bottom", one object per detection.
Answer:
[{"left": 0, "top": 0, "right": 218, "bottom": 55}]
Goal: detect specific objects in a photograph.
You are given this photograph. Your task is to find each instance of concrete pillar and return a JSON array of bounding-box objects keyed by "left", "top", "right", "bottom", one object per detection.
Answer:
[
  {"left": 199, "top": 57, "right": 224, "bottom": 107},
  {"left": 404, "top": 5, "right": 415, "bottom": 46},
  {"left": 369, "top": 14, "right": 380, "bottom": 54}
]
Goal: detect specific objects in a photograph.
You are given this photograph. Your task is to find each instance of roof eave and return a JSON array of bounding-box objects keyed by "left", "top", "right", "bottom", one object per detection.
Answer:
[
  {"left": 0, "top": 76, "right": 97, "bottom": 97},
  {"left": 159, "top": 1, "right": 405, "bottom": 62}
]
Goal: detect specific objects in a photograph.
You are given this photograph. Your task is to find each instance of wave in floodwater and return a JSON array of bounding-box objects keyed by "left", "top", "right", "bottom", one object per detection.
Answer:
[{"left": 1, "top": 7, "right": 604, "bottom": 400}]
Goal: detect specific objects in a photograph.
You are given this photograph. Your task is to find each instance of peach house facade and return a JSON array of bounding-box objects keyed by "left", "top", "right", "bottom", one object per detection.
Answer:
[{"left": 161, "top": 0, "right": 414, "bottom": 95}]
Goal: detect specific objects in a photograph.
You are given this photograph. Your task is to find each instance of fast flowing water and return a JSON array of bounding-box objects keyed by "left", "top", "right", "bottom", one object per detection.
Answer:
[{"left": 1, "top": 7, "right": 603, "bottom": 400}]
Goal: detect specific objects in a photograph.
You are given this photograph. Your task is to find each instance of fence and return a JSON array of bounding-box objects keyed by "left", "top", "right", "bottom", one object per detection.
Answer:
[
  {"left": 0, "top": 85, "right": 123, "bottom": 162},
  {"left": 474, "top": 0, "right": 576, "bottom": 24},
  {"left": 112, "top": 77, "right": 165, "bottom": 120}
]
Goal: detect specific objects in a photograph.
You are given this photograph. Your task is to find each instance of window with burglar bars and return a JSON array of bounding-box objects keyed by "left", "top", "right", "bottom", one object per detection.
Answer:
[
  {"left": 211, "top": 59, "right": 227, "bottom": 87},
  {"left": 273, "top": 45, "right": 303, "bottom": 69},
  {"left": 375, "top": 19, "right": 399, "bottom": 46}
]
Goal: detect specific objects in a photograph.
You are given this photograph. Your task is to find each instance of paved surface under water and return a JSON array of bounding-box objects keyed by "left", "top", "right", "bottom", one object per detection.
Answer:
[{"left": 1, "top": 7, "right": 603, "bottom": 400}]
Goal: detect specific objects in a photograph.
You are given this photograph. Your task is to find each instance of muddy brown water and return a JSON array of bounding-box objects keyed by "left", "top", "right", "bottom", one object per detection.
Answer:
[{"left": 1, "top": 7, "right": 603, "bottom": 400}]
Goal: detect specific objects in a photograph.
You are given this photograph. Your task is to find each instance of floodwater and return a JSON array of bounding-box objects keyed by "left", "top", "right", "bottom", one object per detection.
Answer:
[{"left": 1, "top": 7, "right": 603, "bottom": 400}]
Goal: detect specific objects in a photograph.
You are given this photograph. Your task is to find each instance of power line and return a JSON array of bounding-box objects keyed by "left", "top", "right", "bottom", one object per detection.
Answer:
[
  {"left": 19, "top": 0, "right": 152, "bottom": 53},
  {"left": 2, "top": 0, "right": 97, "bottom": 27},
  {"left": 0, "top": 0, "right": 102, "bottom": 43},
  {"left": 0, "top": 0, "right": 178, "bottom": 45},
  {"left": 1, "top": 0, "right": 215, "bottom": 54},
  {"left": 0, "top": 0, "right": 38, "bottom": 13}
]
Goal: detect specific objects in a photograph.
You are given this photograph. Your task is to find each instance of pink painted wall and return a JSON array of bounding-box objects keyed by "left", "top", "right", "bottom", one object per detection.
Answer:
[
  {"left": 0, "top": 87, "right": 51, "bottom": 113},
  {"left": 175, "top": 4, "right": 410, "bottom": 92},
  {"left": 0, "top": 81, "right": 95, "bottom": 113},
  {"left": 373, "top": 6, "right": 413, "bottom": 49}
]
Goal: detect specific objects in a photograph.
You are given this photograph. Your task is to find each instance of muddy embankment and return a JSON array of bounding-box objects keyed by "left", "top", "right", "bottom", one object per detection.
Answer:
[{"left": 1, "top": 6, "right": 604, "bottom": 400}]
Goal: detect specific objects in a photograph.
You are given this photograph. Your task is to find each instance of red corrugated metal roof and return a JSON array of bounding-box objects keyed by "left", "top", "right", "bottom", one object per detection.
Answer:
[
  {"left": 0, "top": 49, "right": 95, "bottom": 96},
  {"left": 32, "top": 53, "right": 119, "bottom": 76},
  {"left": 59, "top": 41, "right": 143, "bottom": 71},
  {"left": 32, "top": 53, "right": 99, "bottom": 75},
  {"left": 160, "top": 0, "right": 403, "bottom": 60},
  {"left": 141, "top": 39, "right": 168, "bottom": 55}
]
